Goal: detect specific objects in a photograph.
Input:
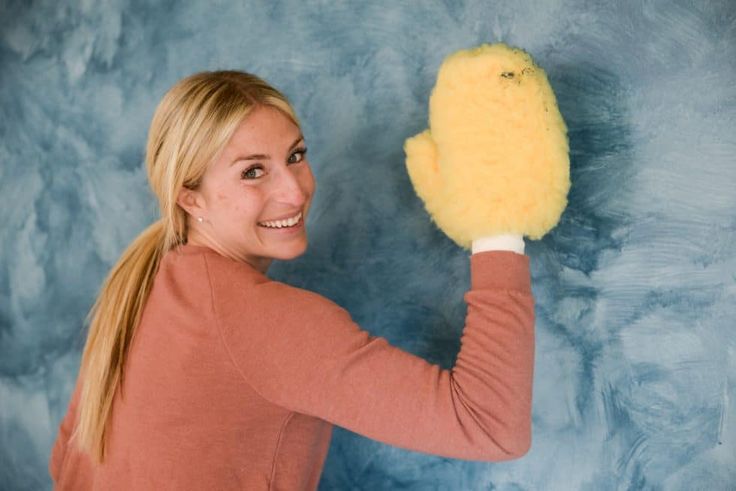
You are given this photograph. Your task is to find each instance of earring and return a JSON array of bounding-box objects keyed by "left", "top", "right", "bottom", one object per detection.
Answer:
[{"left": 197, "top": 216, "right": 204, "bottom": 223}]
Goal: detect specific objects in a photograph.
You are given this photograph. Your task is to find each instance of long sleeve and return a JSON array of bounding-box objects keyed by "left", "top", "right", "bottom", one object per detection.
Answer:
[{"left": 205, "top": 250, "right": 535, "bottom": 462}]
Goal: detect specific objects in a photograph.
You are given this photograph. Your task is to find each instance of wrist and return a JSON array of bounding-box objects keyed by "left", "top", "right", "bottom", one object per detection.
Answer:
[{"left": 471, "top": 234, "right": 525, "bottom": 255}]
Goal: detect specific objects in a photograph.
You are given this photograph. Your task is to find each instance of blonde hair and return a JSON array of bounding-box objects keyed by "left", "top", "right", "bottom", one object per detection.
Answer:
[{"left": 70, "top": 71, "right": 300, "bottom": 464}]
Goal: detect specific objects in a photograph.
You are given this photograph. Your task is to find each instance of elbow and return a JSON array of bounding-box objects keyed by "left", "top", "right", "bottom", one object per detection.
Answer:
[
  {"left": 506, "top": 416, "right": 533, "bottom": 458},
  {"left": 502, "top": 431, "right": 532, "bottom": 460},
  {"left": 496, "top": 389, "right": 534, "bottom": 460},
  {"left": 486, "top": 420, "right": 532, "bottom": 461}
]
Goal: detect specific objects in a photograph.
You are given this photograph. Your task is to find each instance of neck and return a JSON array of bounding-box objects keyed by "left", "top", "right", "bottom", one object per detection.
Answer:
[{"left": 186, "top": 229, "right": 273, "bottom": 275}]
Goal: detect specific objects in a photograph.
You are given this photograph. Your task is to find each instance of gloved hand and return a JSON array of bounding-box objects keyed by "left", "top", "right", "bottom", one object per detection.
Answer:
[{"left": 404, "top": 42, "right": 570, "bottom": 250}]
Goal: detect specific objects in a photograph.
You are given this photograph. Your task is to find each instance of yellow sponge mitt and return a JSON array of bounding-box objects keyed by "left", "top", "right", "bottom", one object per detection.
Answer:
[{"left": 404, "top": 43, "right": 570, "bottom": 249}]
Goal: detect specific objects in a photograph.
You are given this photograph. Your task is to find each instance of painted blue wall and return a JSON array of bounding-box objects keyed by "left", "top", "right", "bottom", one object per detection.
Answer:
[{"left": 1, "top": 1, "right": 734, "bottom": 489}]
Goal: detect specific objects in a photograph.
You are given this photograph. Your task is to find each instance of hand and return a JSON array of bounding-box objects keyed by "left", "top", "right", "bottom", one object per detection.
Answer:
[{"left": 404, "top": 43, "right": 570, "bottom": 250}]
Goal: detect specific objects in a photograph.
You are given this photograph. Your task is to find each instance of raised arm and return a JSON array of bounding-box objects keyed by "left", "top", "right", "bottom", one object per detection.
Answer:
[{"left": 207, "top": 249, "right": 534, "bottom": 462}]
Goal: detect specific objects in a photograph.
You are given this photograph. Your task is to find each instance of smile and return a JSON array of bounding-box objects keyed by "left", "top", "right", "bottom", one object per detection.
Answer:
[{"left": 258, "top": 211, "right": 303, "bottom": 229}]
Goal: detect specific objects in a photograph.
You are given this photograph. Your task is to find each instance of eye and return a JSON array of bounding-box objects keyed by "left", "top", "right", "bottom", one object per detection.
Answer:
[
  {"left": 241, "top": 165, "right": 265, "bottom": 180},
  {"left": 288, "top": 147, "right": 308, "bottom": 164}
]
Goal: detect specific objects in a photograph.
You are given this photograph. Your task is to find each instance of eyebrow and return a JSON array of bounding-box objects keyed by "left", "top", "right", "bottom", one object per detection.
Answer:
[{"left": 230, "top": 135, "right": 305, "bottom": 165}]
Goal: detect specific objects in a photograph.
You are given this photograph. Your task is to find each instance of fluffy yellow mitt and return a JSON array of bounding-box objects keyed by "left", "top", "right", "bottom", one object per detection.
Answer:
[{"left": 404, "top": 43, "right": 570, "bottom": 249}]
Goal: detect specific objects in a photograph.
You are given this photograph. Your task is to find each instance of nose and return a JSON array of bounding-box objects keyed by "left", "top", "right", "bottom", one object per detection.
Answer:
[{"left": 272, "top": 166, "right": 308, "bottom": 207}]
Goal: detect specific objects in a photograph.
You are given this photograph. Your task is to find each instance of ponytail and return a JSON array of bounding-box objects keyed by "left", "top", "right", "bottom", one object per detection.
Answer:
[
  {"left": 70, "top": 220, "right": 167, "bottom": 464},
  {"left": 64, "top": 69, "right": 301, "bottom": 465}
]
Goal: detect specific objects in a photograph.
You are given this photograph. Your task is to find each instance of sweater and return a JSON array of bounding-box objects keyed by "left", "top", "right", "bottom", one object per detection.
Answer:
[{"left": 49, "top": 244, "right": 535, "bottom": 490}]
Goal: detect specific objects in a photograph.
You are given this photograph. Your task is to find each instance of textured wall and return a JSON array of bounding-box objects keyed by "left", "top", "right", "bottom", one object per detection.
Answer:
[{"left": 2, "top": 1, "right": 735, "bottom": 489}]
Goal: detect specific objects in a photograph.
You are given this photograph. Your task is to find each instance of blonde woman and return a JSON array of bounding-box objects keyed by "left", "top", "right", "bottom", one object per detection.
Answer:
[{"left": 49, "top": 70, "right": 535, "bottom": 490}]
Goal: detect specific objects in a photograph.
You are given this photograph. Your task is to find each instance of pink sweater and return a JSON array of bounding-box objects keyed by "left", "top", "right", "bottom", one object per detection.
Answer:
[{"left": 49, "top": 244, "right": 535, "bottom": 490}]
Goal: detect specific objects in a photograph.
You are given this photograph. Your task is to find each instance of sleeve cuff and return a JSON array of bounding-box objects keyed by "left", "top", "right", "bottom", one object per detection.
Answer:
[
  {"left": 469, "top": 250, "right": 531, "bottom": 292},
  {"left": 471, "top": 234, "right": 525, "bottom": 255}
]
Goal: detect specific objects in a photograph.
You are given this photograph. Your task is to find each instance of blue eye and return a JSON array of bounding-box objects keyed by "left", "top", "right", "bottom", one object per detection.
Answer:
[
  {"left": 288, "top": 147, "right": 308, "bottom": 164},
  {"left": 241, "top": 166, "right": 264, "bottom": 179}
]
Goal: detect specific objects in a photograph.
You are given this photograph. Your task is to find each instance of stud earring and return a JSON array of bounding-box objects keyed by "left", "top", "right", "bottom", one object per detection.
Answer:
[{"left": 197, "top": 216, "right": 204, "bottom": 223}]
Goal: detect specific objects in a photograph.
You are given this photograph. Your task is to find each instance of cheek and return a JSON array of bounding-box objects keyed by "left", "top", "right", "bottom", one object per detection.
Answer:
[{"left": 213, "top": 185, "right": 264, "bottom": 218}]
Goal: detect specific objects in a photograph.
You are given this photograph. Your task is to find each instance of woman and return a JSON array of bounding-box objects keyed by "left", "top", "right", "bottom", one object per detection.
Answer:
[{"left": 49, "top": 70, "right": 535, "bottom": 490}]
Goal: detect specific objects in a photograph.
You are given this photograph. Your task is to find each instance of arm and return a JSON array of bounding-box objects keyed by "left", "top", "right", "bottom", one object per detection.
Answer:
[
  {"left": 206, "top": 250, "right": 534, "bottom": 461},
  {"left": 49, "top": 375, "right": 82, "bottom": 483}
]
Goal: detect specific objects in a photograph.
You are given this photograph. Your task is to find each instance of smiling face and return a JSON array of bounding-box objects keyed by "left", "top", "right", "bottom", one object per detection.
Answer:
[{"left": 177, "top": 104, "right": 316, "bottom": 272}]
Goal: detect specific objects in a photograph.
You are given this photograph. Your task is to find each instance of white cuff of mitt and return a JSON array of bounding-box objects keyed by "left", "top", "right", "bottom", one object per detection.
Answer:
[{"left": 471, "top": 234, "right": 525, "bottom": 255}]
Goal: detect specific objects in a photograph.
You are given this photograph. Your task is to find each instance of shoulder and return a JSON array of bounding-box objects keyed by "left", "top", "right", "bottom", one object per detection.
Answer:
[{"left": 194, "top": 248, "right": 346, "bottom": 323}]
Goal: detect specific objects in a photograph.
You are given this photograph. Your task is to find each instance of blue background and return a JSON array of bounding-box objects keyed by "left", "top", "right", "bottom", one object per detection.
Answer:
[{"left": 1, "top": 1, "right": 735, "bottom": 489}]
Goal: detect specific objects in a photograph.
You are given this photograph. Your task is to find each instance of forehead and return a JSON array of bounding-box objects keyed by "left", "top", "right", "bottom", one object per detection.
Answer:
[{"left": 222, "top": 105, "right": 300, "bottom": 155}]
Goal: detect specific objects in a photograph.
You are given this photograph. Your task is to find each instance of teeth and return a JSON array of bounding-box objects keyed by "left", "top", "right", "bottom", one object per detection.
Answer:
[{"left": 259, "top": 212, "right": 302, "bottom": 228}]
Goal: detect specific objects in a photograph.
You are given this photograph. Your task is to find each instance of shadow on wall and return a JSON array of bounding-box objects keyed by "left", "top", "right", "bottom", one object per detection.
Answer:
[
  {"left": 527, "top": 59, "right": 635, "bottom": 418},
  {"left": 530, "top": 59, "right": 635, "bottom": 312},
  {"left": 537, "top": 60, "right": 635, "bottom": 276}
]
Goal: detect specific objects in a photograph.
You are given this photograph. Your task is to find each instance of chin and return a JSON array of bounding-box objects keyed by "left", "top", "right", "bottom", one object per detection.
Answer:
[{"left": 272, "top": 241, "right": 308, "bottom": 261}]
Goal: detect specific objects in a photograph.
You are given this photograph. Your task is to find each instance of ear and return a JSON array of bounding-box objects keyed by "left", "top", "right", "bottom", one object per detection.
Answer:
[{"left": 176, "top": 186, "right": 207, "bottom": 220}]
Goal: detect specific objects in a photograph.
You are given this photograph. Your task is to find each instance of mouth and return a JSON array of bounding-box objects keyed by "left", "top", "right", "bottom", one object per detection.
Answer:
[{"left": 257, "top": 211, "right": 303, "bottom": 229}]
